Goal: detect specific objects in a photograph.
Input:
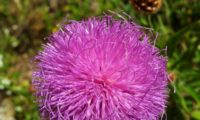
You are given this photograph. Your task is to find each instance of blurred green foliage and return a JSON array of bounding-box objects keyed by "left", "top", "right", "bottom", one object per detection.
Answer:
[{"left": 0, "top": 0, "right": 200, "bottom": 120}]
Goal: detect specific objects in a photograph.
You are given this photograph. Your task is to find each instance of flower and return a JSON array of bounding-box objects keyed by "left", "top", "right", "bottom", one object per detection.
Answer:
[{"left": 33, "top": 15, "right": 168, "bottom": 120}]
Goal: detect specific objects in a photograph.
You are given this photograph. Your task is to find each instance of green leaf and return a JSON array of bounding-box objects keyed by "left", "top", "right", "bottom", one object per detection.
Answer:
[{"left": 191, "top": 111, "right": 200, "bottom": 120}]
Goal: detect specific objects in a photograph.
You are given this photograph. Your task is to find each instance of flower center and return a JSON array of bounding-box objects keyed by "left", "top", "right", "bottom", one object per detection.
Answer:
[{"left": 93, "top": 75, "right": 115, "bottom": 87}]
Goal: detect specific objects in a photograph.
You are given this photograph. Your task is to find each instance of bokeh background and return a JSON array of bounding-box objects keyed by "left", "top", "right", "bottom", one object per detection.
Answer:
[{"left": 0, "top": 0, "right": 200, "bottom": 120}]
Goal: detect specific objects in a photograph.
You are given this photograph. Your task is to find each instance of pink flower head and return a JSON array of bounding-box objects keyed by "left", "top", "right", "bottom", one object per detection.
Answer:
[{"left": 33, "top": 15, "right": 168, "bottom": 120}]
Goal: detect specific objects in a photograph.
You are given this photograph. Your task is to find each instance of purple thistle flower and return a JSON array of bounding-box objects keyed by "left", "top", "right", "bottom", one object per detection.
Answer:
[{"left": 33, "top": 15, "right": 168, "bottom": 120}]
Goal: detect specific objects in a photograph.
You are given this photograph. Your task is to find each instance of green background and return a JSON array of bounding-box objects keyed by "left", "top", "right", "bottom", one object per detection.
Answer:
[{"left": 0, "top": 0, "right": 200, "bottom": 119}]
